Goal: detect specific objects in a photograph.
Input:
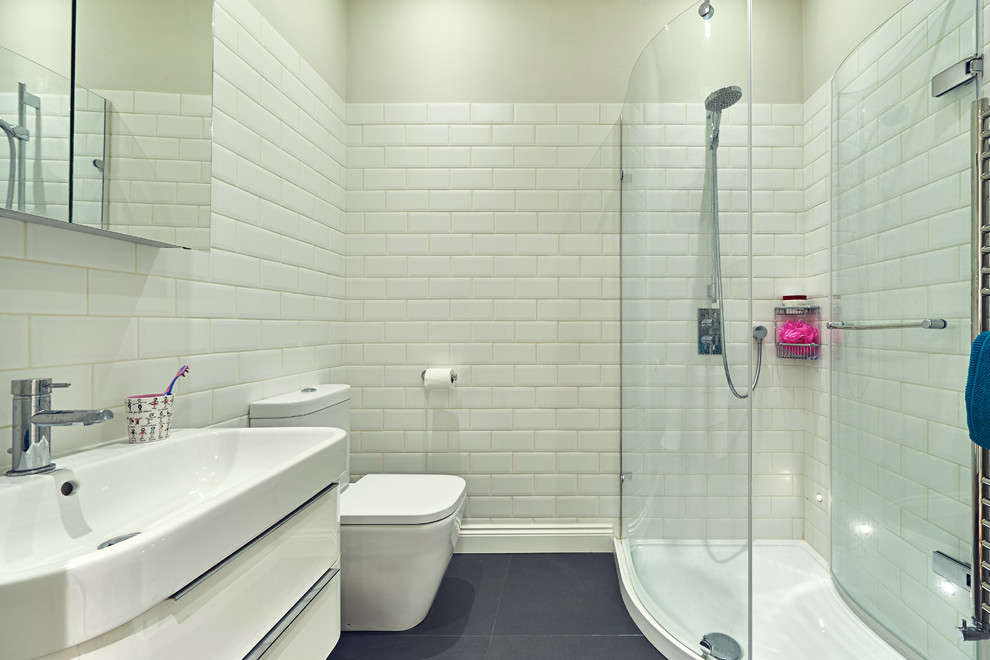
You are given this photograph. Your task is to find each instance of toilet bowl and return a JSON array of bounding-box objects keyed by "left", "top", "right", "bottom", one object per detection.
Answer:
[{"left": 249, "top": 384, "right": 466, "bottom": 632}]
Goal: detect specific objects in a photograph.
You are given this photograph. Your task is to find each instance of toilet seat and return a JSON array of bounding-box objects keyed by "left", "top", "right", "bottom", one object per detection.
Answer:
[{"left": 341, "top": 474, "right": 466, "bottom": 525}]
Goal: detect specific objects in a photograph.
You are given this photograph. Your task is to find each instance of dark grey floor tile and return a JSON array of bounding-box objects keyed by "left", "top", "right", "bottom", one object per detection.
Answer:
[
  {"left": 493, "top": 554, "right": 640, "bottom": 636},
  {"left": 487, "top": 635, "right": 665, "bottom": 660},
  {"left": 328, "top": 633, "right": 490, "bottom": 660},
  {"left": 409, "top": 554, "right": 511, "bottom": 636}
]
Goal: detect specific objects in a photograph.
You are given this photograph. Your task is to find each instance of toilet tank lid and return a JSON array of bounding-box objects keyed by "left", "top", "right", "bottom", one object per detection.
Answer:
[
  {"left": 341, "top": 474, "right": 467, "bottom": 525},
  {"left": 249, "top": 384, "right": 351, "bottom": 420}
]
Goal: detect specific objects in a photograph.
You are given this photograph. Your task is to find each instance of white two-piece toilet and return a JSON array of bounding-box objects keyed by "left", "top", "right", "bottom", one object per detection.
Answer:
[{"left": 249, "top": 384, "right": 467, "bottom": 631}]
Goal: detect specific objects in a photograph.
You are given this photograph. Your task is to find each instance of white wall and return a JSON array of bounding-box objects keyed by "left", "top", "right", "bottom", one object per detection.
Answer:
[
  {"left": 0, "top": 0, "right": 347, "bottom": 468},
  {"left": 346, "top": 0, "right": 805, "bottom": 104},
  {"left": 344, "top": 101, "right": 622, "bottom": 527},
  {"left": 75, "top": 0, "right": 213, "bottom": 95},
  {"left": 0, "top": 0, "right": 71, "bottom": 79},
  {"left": 252, "top": 0, "right": 348, "bottom": 100},
  {"left": 802, "top": 0, "right": 913, "bottom": 98}
]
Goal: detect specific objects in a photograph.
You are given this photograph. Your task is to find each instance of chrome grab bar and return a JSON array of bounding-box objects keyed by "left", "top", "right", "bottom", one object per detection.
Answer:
[{"left": 826, "top": 319, "right": 947, "bottom": 330}]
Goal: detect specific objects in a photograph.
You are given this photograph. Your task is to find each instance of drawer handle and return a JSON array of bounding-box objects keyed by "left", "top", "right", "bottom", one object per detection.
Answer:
[
  {"left": 170, "top": 482, "right": 337, "bottom": 601},
  {"left": 243, "top": 565, "right": 340, "bottom": 660}
]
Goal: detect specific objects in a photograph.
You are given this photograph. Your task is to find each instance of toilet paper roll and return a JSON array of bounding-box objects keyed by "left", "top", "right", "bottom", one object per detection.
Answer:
[{"left": 423, "top": 368, "right": 456, "bottom": 389}]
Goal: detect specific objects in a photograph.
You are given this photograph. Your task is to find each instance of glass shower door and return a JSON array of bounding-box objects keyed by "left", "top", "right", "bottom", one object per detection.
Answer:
[
  {"left": 620, "top": 0, "right": 753, "bottom": 655},
  {"left": 831, "top": 0, "right": 979, "bottom": 658}
]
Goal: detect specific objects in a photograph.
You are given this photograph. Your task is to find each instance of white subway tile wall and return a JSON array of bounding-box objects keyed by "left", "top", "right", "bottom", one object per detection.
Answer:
[
  {"left": 0, "top": 0, "right": 345, "bottom": 464},
  {"left": 343, "top": 102, "right": 623, "bottom": 527}
]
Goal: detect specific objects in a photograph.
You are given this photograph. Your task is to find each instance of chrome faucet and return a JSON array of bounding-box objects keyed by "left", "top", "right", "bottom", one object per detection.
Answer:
[{"left": 8, "top": 378, "right": 113, "bottom": 476}]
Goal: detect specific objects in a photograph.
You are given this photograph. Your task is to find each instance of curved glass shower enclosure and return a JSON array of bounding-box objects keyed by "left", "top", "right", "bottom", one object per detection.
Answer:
[
  {"left": 617, "top": 0, "right": 982, "bottom": 658},
  {"left": 619, "top": 0, "right": 754, "bottom": 655}
]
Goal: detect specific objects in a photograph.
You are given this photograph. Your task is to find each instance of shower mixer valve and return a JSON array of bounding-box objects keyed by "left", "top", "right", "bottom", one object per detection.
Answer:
[{"left": 698, "top": 308, "right": 722, "bottom": 355}]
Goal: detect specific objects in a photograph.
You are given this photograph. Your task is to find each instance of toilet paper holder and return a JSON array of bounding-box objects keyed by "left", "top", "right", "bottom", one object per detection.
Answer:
[{"left": 421, "top": 369, "right": 457, "bottom": 383}]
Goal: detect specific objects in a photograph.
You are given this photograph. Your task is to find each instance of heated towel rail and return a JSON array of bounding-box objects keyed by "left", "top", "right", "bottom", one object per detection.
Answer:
[{"left": 965, "top": 96, "right": 990, "bottom": 641}]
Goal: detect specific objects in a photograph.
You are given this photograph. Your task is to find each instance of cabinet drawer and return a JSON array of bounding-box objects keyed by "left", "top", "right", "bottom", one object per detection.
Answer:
[{"left": 256, "top": 568, "right": 341, "bottom": 660}]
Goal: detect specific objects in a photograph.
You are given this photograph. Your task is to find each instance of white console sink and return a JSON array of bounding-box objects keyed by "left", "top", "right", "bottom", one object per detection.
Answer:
[{"left": 0, "top": 427, "right": 346, "bottom": 660}]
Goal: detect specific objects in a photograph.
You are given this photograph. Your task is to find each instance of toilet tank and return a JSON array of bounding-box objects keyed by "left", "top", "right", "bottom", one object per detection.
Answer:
[{"left": 249, "top": 384, "right": 351, "bottom": 487}]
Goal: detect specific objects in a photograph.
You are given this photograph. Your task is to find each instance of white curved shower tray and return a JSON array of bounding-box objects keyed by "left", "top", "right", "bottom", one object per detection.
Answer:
[{"left": 615, "top": 539, "right": 908, "bottom": 660}]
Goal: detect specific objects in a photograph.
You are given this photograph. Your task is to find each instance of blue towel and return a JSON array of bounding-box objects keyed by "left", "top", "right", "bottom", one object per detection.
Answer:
[{"left": 967, "top": 331, "right": 990, "bottom": 448}]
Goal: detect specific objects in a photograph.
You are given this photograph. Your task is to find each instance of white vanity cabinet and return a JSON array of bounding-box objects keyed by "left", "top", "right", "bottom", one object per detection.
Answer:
[{"left": 38, "top": 483, "right": 342, "bottom": 660}]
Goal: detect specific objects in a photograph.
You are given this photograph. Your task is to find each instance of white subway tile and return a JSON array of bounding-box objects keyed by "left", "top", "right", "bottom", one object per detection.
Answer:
[
  {"left": 428, "top": 103, "right": 471, "bottom": 123},
  {"left": 347, "top": 104, "right": 384, "bottom": 124},
  {"left": 470, "top": 103, "right": 513, "bottom": 124},
  {"left": 32, "top": 316, "right": 138, "bottom": 366}
]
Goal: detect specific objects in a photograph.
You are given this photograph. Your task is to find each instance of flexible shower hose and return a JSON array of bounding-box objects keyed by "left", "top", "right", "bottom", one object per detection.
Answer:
[{"left": 709, "top": 118, "right": 764, "bottom": 400}]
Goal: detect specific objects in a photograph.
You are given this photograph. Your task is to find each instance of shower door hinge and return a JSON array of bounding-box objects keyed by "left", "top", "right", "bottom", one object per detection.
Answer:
[
  {"left": 932, "top": 54, "right": 983, "bottom": 97},
  {"left": 620, "top": 169, "right": 625, "bottom": 182},
  {"left": 620, "top": 472, "right": 632, "bottom": 484},
  {"left": 933, "top": 550, "right": 971, "bottom": 591}
]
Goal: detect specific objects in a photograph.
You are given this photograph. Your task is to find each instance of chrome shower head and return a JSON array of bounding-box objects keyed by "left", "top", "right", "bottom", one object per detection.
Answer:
[
  {"left": 698, "top": 1, "right": 714, "bottom": 20},
  {"left": 705, "top": 85, "right": 742, "bottom": 114}
]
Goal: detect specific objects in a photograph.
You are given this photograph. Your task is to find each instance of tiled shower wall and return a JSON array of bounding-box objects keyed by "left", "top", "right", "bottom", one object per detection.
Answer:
[
  {"left": 620, "top": 101, "right": 810, "bottom": 541},
  {"left": 343, "top": 103, "right": 624, "bottom": 525},
  {"left": 0, "top": 0, "right": 346, "bottom": 466}
]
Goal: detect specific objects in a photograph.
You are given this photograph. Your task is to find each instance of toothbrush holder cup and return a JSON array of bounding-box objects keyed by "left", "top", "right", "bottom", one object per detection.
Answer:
[{"left": 125, "top": 394, "right": 173, "bottom": 443}]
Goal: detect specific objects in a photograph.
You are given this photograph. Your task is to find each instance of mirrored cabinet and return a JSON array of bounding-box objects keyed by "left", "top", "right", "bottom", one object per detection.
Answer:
[{"left": 0, "top": 0, "right": 212, "bottom": 249}]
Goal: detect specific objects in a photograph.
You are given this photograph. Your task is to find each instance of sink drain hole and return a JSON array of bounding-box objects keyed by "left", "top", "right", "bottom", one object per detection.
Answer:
[
  {"left": 700, "top": 632, "right": 742, "bottom": 660},
  {"left": 98, "top": 533, "right": 141, "bottom": 550}
]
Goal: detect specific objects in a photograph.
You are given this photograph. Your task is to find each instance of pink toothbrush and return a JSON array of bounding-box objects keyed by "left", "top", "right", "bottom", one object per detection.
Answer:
[{"left": 164, "top": 365, "right": 190, "bottom": 395}]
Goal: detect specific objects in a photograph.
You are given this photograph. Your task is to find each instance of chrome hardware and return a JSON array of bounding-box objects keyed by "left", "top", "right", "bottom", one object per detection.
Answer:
[
  {"left": 16, "top": 83, "right": 39, "bottom": 213},
  {"left": 932, "top": 55, "right": 983, "bottom": 98},
  {"left": 698, "top": 1, "right": 714, "bottom": 20},
  {"left": 957, "top": 618, "right": 990, "bottom": 642},
  {"left": 933, "top": 550, "right": 971, "bottom": 591},
  {"left": 698, "top": 308, "right": 722, "bottom": 355},
  {"left": 97, "top": 533, "right": 141, "bottom": 550},
  {"left": 699, "top": 632, "right": 742, "bottom": 660},
  {"left": 8, "top": 378, "right": 113, "bottom": 476},
  {"left": 244, "top": 565, "right": 339, "bottom": 660},
  {"left": 826, "top": 319, "right": 947, "bottom": 330}
]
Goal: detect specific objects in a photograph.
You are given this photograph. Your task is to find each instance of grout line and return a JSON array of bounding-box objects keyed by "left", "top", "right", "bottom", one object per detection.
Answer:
[{"left": 487, "top": 553, "right": 513, "bottom": 640}]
